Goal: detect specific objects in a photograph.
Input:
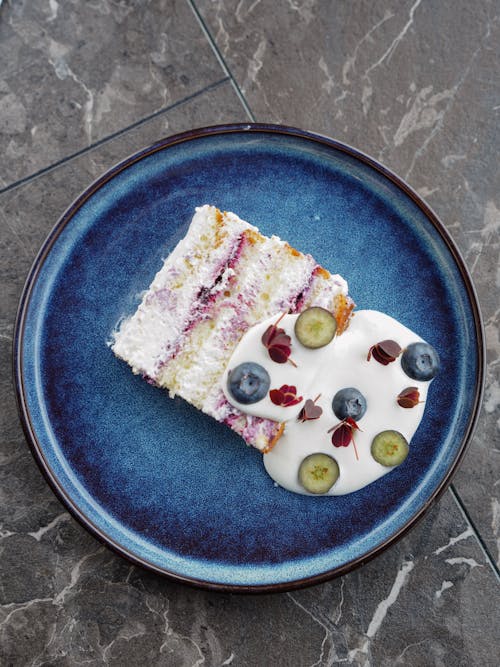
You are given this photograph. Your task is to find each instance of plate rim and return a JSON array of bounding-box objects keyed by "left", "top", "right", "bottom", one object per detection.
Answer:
[{"left": 13, "top": 122, "right": 486, "bottom": 593}]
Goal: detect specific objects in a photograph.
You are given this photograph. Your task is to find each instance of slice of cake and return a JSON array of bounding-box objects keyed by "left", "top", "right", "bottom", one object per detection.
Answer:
[{"left": 112, "top": 205, "right": 354, "bottom": 451}]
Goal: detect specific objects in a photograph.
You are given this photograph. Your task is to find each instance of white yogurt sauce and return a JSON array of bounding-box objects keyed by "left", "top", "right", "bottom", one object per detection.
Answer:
[{"left": 222, "top": 310, "right": 433, "bottom": 496}]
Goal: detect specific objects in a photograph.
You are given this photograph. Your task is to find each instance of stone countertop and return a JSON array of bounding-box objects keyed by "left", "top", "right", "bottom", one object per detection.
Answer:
[{"left": 1, "top": 1, "right": 499, "bottom": 665}]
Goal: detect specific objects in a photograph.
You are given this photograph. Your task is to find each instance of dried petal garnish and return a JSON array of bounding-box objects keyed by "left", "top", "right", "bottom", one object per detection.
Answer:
[
  {"left": 298, "top": 394, "right": 323, "bottom": 422},
  {"left": 270, "top": 384, "right": 303, "bottom": 407},
  {"left": 397, "top": 386, "right": 422, "bottom": 408},
  {"left": 262, "top": 313, "right": 297, "bottom": 366},
  {"left": 328, "top": 417, "right": 360, "bottom": 460},
  {"left": 367, "top": 339, "right": 402, "bottom": 365}
]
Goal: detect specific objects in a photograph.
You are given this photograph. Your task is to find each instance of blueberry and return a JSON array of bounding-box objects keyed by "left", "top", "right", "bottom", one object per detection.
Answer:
[
  {"left": 401, "top": 342, "right": 440, "bottom": 381},
  {"left": 332, "top": 387, "right": 367, "bottom": 420},
  {"left": 227, "top": 362, "right": 270, "bottom": 404}
]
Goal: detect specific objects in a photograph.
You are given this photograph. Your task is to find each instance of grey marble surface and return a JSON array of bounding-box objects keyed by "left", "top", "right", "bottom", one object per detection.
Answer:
[{"left": 0, "top": 1, "right": 499, "bottom": 665}]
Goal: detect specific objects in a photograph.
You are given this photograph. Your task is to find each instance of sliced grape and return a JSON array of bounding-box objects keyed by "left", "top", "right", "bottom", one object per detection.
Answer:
[
  {"left": 294, "top": 307, "right": 337, "bottom": 349},
  {"left": 371, "top": 430, "right": 409, "bottom": 467},
  {"left": 298, "top": 453, "right": 340, "bottom": 494}
]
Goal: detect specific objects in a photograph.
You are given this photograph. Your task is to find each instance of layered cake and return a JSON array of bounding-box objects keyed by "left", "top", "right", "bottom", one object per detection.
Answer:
[{"left": 112, "top": 205, "right": 354, "bottom": 452}]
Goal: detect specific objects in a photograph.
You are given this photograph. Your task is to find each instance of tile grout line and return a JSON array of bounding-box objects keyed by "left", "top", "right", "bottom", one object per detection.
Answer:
[
  {"left": 448, "top": 484, "right": 500, "bottom": 580},
  {"left": 0, "top": 77, "right": 230, "bottom": 197},
  {"left": 187, "top": 0, "right": 256, "bottom": 123}
]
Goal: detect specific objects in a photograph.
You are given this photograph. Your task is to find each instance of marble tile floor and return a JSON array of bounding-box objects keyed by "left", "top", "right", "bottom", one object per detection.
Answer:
[{"left": 1, "top": 1, "right": 498, "bottom": 665}]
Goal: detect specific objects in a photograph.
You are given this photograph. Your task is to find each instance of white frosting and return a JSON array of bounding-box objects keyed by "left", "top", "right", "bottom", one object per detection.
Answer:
[
  {"left": 222, "top": 310, "right": 432, "bottom": 495},
  {"left": 112, "top": 205, "right": 253, "bottom": 378}
]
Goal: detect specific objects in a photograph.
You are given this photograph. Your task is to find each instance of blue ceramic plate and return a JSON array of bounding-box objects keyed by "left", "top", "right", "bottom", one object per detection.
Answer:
[{"left": 14, "top": 124, "right": 484, "bottom": 591}]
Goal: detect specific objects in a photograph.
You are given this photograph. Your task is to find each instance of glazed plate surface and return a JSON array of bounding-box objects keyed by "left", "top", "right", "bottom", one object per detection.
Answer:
[{"left": 15, "top": 125, "right": 483, "bottom": 591}]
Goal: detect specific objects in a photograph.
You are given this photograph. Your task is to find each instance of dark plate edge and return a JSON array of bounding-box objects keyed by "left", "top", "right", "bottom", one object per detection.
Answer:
[{"left": 12, "top": 122, "right": 486, "bottom": 594}]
